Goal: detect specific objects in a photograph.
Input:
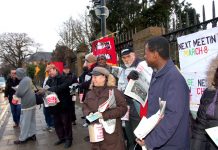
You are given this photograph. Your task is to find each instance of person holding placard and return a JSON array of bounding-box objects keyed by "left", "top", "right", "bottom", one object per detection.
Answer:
[{"left": 191, "top": 55, "right": 218, "bottom": 150}]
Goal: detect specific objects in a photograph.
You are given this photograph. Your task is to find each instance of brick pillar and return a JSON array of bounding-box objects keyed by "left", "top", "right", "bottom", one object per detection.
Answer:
[
  {"left": 76, "top": 52, "right": 86, "bottom": 76},
  {"left": 132, "top": 27, "right": 165, "bottom": 59}
]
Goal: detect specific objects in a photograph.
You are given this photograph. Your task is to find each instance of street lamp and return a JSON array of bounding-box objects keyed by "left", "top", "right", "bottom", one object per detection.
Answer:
[{"left": 94, "top": 0, "right": 109, "bottom": 37}]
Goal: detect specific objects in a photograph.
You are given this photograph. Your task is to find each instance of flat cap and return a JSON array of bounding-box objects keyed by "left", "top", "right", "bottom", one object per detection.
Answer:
[{"left": 91, "top": 66, "right": 110, "bottom": 76}]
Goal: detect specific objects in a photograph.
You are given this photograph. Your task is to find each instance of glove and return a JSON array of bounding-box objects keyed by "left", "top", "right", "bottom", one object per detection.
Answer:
[
  {"left": 85, "top": 118, "right": 91, "bottom": 125},
  {"left": 127, "top": 70, "right": 139, "bottom": 80}
]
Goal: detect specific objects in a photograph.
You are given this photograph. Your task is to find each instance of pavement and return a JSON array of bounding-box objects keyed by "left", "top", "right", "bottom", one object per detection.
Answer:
[{"left": 0, "top": 102, "right": 90, "bottom": 150}]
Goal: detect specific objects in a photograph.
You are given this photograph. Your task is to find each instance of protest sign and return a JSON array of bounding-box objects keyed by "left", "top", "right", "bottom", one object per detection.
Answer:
[{"left": 177, "top": 27, "right": 218, "bottom": 111}]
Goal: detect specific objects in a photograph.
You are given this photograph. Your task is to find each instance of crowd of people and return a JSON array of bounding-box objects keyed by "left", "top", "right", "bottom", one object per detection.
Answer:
[{"left": 3, "top": 36, "right": 218, "bottom": 150}]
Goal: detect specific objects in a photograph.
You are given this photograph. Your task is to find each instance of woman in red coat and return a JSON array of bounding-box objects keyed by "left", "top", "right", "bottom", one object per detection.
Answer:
[{"left": 83, "top": 66, "right": 127, "bottom": 150}]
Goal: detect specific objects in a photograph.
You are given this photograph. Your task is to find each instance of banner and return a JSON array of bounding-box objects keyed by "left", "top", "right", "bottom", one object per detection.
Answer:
[
  {"left": 177, "top": 27, "right": 218, "bottom": 111},
  {"left": 92, "top": 37, "right": 117, "bottom": 65}
]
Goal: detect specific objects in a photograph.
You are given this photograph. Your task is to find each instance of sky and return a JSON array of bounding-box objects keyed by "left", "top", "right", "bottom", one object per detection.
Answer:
[
  {"left": 184, "top": 0, "right": 218, "bottom": 21},
  {"left": 0, "top": 0, "right": 217, "bottom": 52},
  {"left": 0, "top": 0, "right": 90, "bottom": 52}
]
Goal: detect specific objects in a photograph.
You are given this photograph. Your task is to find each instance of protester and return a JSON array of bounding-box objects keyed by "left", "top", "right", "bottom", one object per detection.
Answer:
[
  {"left": 118, "top": 46, "right": 145, "bottom": 150},
  {"left": 83, "top": 66, "right": 127, "bottom": 150},
  {"left": 63, "top": 64, "right": 78, "bottom": 125},
  {"left": 42, "top": 76, "right": 54, "bottom": 132},
  {"left": 77, "top": 53, "right": 97, "bottom": 141},
  {"left": 96, "top": 54, "right": 112, "bottom": 72},
  {"left": 4, "top": 69, "right": 20, "bottom": 128},
  {"left": 136, "top": 36, "right": 190, "bottom": 149},
  {"left": 42, "top": 64, "right": 73, "bottom": 148},
  {"left": 77, "top": 53, "right": 97, "bottom": 103},
  {"left": 191, "top": 55, "right": 218, "bottom": 150},
  {"left": 14, "top": 68, "right": 37, "bottom": 144}
]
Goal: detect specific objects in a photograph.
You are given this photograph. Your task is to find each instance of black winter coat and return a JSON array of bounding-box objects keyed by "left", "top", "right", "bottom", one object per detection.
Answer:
[
  {"left": 4, "top": 77, "right": 20, "bottom": 103},
  {"left": 46, "top": 74, "right": 72, "bottom": 114},
  {"left": 191, "top": 88, "right": 218, "bottom": 150}
]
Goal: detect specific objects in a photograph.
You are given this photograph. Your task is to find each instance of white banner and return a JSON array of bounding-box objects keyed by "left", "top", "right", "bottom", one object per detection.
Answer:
[{"left": 177, "top": 27, "right": 218, "bottom": 111}]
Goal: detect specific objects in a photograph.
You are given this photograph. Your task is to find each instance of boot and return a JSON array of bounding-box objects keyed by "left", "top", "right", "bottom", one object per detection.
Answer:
[
  {"left": 54, "top": 139, "right": 65, "bottom": 145},
  {"left": 64, "top": 140, "right": 72, "bottom": 149}
]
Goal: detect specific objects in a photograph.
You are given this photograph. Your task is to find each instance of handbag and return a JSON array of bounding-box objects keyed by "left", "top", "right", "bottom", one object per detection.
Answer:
[
  {"left": 35, "top": 91, "right": 44, "bottom": 105},
  {"left": 32, "top": 81, "right": 44, "bottom": 106}
]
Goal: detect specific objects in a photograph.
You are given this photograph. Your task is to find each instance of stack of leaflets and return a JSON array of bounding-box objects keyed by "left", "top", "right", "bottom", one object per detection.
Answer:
[{"left": 134, "top": 99, "right": 166, "bottom": 150}]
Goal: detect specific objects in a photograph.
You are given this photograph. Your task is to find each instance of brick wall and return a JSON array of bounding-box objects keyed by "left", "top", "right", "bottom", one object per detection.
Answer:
[{"left": 133, "top": 27, "right": 165, "bottom": 59}]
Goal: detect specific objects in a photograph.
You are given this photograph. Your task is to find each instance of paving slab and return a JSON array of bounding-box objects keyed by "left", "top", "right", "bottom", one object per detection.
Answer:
[{"left": 0, "top": 104, "right": 90, "bottom": 150}]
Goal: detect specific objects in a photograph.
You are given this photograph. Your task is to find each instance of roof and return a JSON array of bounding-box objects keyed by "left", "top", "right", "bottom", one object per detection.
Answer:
[{"left": 28, "top": 52, "right": 52, "bottom": 62}]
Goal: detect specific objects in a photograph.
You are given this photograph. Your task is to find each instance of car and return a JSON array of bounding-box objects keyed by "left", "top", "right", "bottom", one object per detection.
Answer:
[{"left": 0, "top": 77, "right": 6, "bottom": 92}]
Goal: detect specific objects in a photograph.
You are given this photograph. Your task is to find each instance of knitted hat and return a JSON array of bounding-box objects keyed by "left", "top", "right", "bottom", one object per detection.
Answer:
[
  {"left": 16, "top": 68, "right": 26, "bottom": 80},
  {"left": 85, "top": 53, "right": 97, "bottom": 63},
  {"left": 121, "top": 47, "right": 133, "bottom": 56}
]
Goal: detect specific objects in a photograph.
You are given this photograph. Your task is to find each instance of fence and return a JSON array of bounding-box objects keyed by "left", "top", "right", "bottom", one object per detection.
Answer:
[{"left": 115, "top": 0, "right": 217, "bottom": 67}]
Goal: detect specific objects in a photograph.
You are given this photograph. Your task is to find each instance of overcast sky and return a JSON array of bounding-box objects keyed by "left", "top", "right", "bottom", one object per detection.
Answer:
[{"left": 0, "top": 0, "right": 217, "bottom": 52}]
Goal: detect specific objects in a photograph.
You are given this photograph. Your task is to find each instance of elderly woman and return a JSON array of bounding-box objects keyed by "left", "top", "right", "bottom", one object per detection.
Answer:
[
  {"left": 191, "top": 55, "right": 218, "bottom": 150},
  {"left": 83, "top": 66, "right": 127, "bottom": 150}
]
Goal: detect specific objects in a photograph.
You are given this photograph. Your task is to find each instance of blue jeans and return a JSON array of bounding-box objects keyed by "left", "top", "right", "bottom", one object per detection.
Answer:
[
  {"left": 43, "top": 106, "right": 54, "bottom": 127},
  {"left": 10, "top": 103, "right": 21, "bottom": 125}
]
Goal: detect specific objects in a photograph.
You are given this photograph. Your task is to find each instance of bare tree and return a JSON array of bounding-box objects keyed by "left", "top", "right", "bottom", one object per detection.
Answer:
[
  {"left": 58, "top": 14, "right": 93, "bottom": 51},
  {"left": 0, "top": 32, "right": 38, "bottom": 67}
]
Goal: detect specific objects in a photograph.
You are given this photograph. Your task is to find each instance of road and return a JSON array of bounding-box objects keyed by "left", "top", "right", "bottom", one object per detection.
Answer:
[{"left": 0, "top": 93, "right": 90, "bottom": 150}]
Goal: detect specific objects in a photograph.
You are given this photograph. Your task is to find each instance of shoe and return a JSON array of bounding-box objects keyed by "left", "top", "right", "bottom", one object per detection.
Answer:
[
  {"left": 82, "top": 122, "right": 88, "bottom": 127},
  {"left": 83, "top": 136, "right": 89, "bottom": 142},
  {"left": 48, "top": 127, "right": 54, "bottom": 132},
  {"left": 43, "top": 127, "right": 53, "bottom": 132},
  {"left": 14, "top": 140, "right": 27, "bottom": 144},
  {"left": 72, "top": 121, "right": 76, "bottom": 125},
  {"left": 13, "top": 124, "right": 19, "bottom": 128},
  {"left": 27, "top": 135, "right": 36, "bottom": 141},
  {"left": 54, "top": 139, "right": 65, "bottom": 145},
  {"left": 64, "top": 140, "right": 72, "bottom": 149}
]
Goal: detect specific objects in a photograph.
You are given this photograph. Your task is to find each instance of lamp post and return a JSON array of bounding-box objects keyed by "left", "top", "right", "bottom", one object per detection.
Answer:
[
  {"left": 101, "top": 0, "right": 106, "bottom": 37},
  {"left": 94, "top": 0, "right": 109, "bottom": 37}
]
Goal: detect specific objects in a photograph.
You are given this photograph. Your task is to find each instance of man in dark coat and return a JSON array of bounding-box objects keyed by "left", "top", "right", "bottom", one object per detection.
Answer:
[
  {"left": 63, "top": 64, "right": 78, "bottom": 125},
  {"left": 78, "top": 53, "right": 97, "bottom": 103},
  {"left": 136, "top": 36, "right": 190, "bottom": 150},
  {"left": 4, "top": 69, "right": 20, "bottom": 128},
  {"left": 43, "top": 64, "right": 73, "bottom": 148}
]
